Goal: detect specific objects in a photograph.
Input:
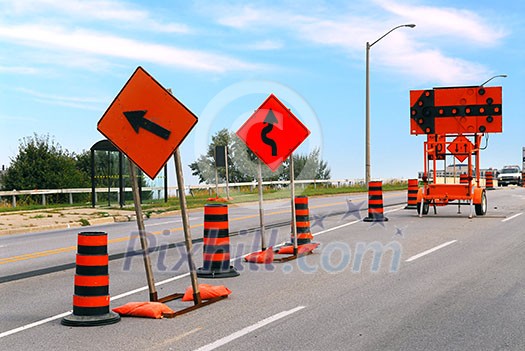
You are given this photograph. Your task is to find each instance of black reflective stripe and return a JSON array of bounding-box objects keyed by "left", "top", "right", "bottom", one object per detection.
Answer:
[
  {"left": 296, "top": 227, "right": 311, "bottom": 234},
  {"left": 295, "top": 204, "right": 308, "bottom": 210},
  {"left": 203, "top": 229, "right": 229, "bottom": 238},
  {"left": 204, "top": 214, "right": 228, "bottom": 222},
  {"left": 368, "top": 186, "right": 383, "bottom": 191},
  {"left": 203, "top": 244, "right": 230, "bottom": 254},
  {"left": 369, "top": 214, "right": 385, "bottom": 220},
  {"left": 295, "top": 215, "right": 310, "bottom": 222},
  {"left": 408, "top": 190, "right": 418, "bottom": 194},
  {"left": 368, "top": 204, "right": 384, "bottom": 209},
  {"left": 73, "top": 306, "right": 110, "bottom": 316},
  {"left": 203, "top": 260, "right": 229, "bottom": 271},
  {"left": 78, "top": 245, "right": 107, "bottom": 255},
  {"left": 369, "top": 195, "right": 383, "bottom": 201},
  {"left": 76, "top": 265, "right": 108, "bottom": 276},
  {"left": 79, "top": 232, "right": 107, "bottom": 237},
  {"left": 75, "top": 285, "right": 109, "bottom": 296}
]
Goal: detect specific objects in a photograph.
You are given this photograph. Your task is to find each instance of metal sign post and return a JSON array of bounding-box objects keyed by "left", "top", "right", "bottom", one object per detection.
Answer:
[
  {"left": 225, "top": 146, "right": 230, "bottom": 200},
  {"left": 290, "top": 154, "right": 298, "bottom": 255},
  {"left": 128, "top": 160, "right": 158, "bottom": 301},
  {"left": 258, "top": 159, "right": 266, "bottom": 250},
  {"left": 173, "top": 148, "right": 201, "bottom": 305}
]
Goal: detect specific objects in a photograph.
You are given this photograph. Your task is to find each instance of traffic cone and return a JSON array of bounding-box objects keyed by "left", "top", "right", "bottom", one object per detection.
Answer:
[
  {"left": 294, "top": 196, "right": 313, "bottom": 245},
  {"left": 62, "top": 232, "right": 120, "bottom": 326},
  {"left": 363, "top": 181, "right": 388, "bottom": 222},
  {"left": 404, "top": 179, "right": 418, "bottom": 209},
  {"left": 485, "top": 171, "right": 495, "bottom": 190},
  {"left": 197, "top": 204, "right": 239, "bottom": 278}
]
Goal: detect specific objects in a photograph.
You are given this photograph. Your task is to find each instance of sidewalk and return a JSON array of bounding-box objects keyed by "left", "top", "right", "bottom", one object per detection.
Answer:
[{"left": 0, "top": 207, "right": 138, "bottom": 236}]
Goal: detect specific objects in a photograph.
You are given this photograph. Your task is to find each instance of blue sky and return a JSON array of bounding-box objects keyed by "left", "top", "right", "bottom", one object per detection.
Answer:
[{"left": 1, "top": 0, "right": 524, "bottom": 185}]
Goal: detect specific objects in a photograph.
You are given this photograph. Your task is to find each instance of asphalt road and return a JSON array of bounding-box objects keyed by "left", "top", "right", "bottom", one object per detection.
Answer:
[{"left": 1, "top": 188, "right": 524, "bottom": 350}]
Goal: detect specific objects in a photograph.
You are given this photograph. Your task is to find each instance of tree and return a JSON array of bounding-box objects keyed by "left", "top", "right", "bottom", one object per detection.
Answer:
[
  {"left": 3, "top": 134, "right": 89, "bottom": 191},
  {"left": 189, "top": 129, "right": 331, "bottom": 183},
  {"left": 281, "top": 148, "right": 331, "bottom": 181}
]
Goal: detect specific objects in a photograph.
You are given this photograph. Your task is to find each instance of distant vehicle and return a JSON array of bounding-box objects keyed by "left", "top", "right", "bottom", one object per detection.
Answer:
[{"left": 497, "top": 165, "right": 522, "bottom": 186}]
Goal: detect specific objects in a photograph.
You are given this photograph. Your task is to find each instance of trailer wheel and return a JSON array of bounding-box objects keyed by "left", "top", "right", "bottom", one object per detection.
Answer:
[
  {"left": 475, "top": 190, "right": 487, "bottom": 216},
  {"left": 417, "top": 201, "right": 429, "bottom": 215}
]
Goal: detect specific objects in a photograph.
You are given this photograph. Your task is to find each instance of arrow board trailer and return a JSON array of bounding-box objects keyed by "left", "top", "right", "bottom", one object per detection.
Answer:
[{"left": 409, "top": 86, "right": 503, "bottom": 218}]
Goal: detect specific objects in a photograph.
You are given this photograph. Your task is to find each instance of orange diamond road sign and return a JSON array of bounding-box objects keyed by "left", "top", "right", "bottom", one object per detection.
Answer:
[
  {"left": 447, "top": 135, "right": 474, "bottom": 162},
  {"left": 236, "top": 94, "right": 310, "bottom": 172},
  {"left": 97, "top": 67, "right": 198, "bottom": 179}
]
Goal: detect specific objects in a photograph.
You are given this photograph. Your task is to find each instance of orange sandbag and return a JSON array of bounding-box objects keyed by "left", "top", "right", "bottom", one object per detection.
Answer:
[
  {"left": 244, "top": 247, "right": 274, "bottom": 263},
  {"left": 182, "top": 284, "right": 232, "bottom": 302},
  {"left": 112, "top": 302, "right": 174, "bottom": 319},
  {"left": 277, "top": 243, "right": 319, "bottom": 255}
]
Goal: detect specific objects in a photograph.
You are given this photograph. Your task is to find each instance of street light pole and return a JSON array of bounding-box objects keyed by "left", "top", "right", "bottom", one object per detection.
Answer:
[
  {"left": 365, "top": 24, "right": 415, "bottom": 184},
  {"left": 480, "top": 74, "right": 507, "bottom": 86}
]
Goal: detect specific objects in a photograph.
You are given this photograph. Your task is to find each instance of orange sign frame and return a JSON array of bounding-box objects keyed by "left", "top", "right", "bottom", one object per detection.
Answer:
[{"left": 97, "top": 67, "right": 198, "bottom": 179}]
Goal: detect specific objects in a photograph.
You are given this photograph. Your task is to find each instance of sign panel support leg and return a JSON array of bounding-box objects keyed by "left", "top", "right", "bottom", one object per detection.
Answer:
[
  {"left": 225, "top": 146, "right": 230, "bottom": 200},
  {"left": 290, "top": 154, "right": 298, "bottom": 256},
  {"left": 173, "top": 148, "right": 202, "bottom": 305},
  {"left": 129, "top": 160, "right": 158, "bottom": 302},
  {"left": 258, "top": 160, "right": 266, "bottom": 250}
]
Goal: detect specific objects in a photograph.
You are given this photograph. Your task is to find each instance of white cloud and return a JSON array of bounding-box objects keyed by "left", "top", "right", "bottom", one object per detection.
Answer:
[
  {"left": 15, "top": 87, "right": 107, "bottom": 110},
  {"left": 0, "top": 24, "right": 260, "bottom": 73},
  {"left": 247, "top": 40, "right": 284, "bottom": 51},
  {"left": 211, "top": 1, "right": 507, "bottom": 85},
  {"left": 375, "top": 0, "right": 507, "bottom": 46},
  {"left": 0, "top": 65, "right": 39, "bottom": 74},
  {"left": 1, "top": 0, "right": 190, "bottom": 34},
  {"left": 216, "top": 5, "right": 267, "bottom": 29}
]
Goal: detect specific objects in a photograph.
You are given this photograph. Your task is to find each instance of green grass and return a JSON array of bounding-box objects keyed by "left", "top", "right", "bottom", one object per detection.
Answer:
[
  {"left": 139, "top": 181, "right": 408, "bottom": 214},
  {"left": 0, "top": 202, "right": 85, "bottom": 214},
  {"left": 1, "top": 182, "right": 408, "bottom": 214}
]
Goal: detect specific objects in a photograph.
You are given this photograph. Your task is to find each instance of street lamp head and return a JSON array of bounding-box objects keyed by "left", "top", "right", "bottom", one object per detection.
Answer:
[
  {"left": 480, "top": 74, "right": 508, "bottom": 86},
  {"left": 405, "top": 24, "right": 416, "bottom": 28}
]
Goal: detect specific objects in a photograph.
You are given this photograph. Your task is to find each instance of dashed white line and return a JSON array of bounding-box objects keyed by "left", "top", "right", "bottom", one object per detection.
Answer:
[
  {"left": 0, "top": 273, "right": 191, "bottom": 339},
  {"left": 0, "top": 204, "right": 401, "bottom": 339},
  {"left": 0, "top": 311, "right": 72, "bottom": 339},
  {"left": 313, "top": 219, "right": 361, "bottom": 237},
  {"left": 193, "top": 306, "right": 306, "bottom": 351},
  {"left": 502, "top": 212, "right": 523, "bottom": 222},
  {"left": 405, "top": 240, "right": 458, "bottom": 262}
]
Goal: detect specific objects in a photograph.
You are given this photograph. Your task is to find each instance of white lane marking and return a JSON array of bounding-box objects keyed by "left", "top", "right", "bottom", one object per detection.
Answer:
[
  {"left": 385, "top": 206, "right": 405, "bottom": 214},
  {"left": 313, "top": 219, "right": 361, "bottom": 237},
  {"left": 0, "top": 205, "right": 396, "bottom": 339},
  {"left": 0, "top": 273, "right": 191, "bottom": 339},
  {"left": 111, "top": 273, "right": 190, "bottom": 301},
  {"left": 502, "top": 212, "right": 523, "bottom": 222},
  {"left": 193, "top": 306, "right": 306, "bottom": 351},
  {"left": 0, "top": 311, "right": 72, "bottom": 339},
  {"left": 405, "top": 240, "right": 458, "bottom": 262}
]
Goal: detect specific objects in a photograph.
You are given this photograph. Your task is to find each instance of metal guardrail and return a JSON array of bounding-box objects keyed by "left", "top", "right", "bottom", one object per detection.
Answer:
[{"left": 0, "top": 178, "right": 406, "bottom": 207}]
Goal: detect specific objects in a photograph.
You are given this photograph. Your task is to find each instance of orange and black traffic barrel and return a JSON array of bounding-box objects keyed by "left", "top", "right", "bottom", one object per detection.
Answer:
[
  {"left": 363, "top": 181, "right": 388, "bottom": 222},
  {"left": 197, "top": 204, "right": 239, "bottom": 278},
  {"left": 485, "top": 171, "right": 494, "bottom": 190},
  {"left": 460, "top": 173, "right": 469, "bottom": 184},
  {"left": 404, "top": 179, "right": 419, "bottom": 209},
  {"left": 294, "top": 196, "right": 313, "bottom": 245},
  {"left": 62, "top": 232, "right": 120, "bottom": 326}
]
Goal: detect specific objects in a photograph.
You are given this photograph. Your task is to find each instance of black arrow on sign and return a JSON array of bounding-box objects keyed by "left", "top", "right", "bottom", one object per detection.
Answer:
[
  {"left": 261, "top": 109, "right": 278, "bottom": 156},
  {"left": 123, "top": 110, "right": 171, "bottom": 140}
]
